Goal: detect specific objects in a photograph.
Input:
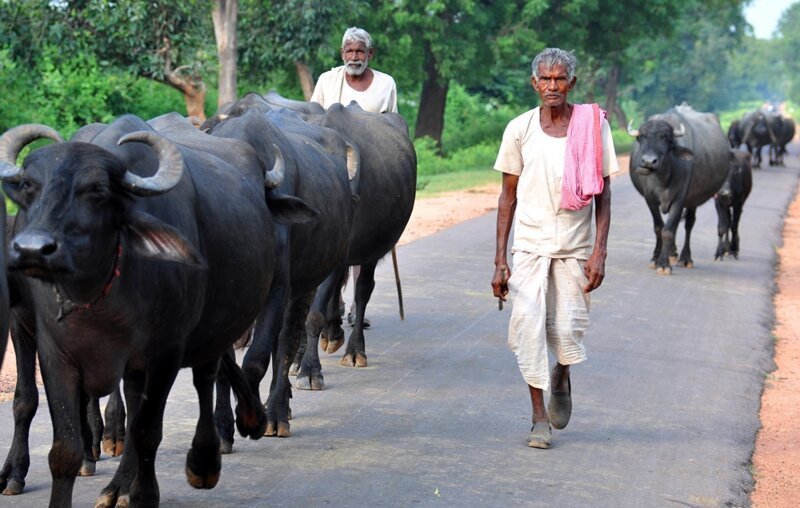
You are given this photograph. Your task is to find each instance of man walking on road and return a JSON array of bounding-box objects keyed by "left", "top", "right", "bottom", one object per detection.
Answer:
[
  {"left": 311, "top": 26, "right": 399, "bottom": 329},
  {"left": 491, "top": 48, "right": 618, "bottom": 448}
]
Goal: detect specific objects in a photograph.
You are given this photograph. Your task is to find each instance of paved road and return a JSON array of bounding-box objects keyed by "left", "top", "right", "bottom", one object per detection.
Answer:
[{"left": 1, "top": 145, "right": 798, "bottom": 507}]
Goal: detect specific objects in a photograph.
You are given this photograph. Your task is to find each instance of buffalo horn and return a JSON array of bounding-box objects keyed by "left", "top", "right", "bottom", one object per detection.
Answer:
[
  {"left": 0, "top": 124, "right": 63, "bottom": 181},
  {"left": 118, "top": 131, "right": 184, "bottom": 196},
  {"left": 626, "top": 120, "right": 639, "bottom": 137},
  {"left": 264, "top": 144, "right": 285, "bottom": 189},
  {"left": 673, "top": 123, "right": 686, "bottom": 137}
]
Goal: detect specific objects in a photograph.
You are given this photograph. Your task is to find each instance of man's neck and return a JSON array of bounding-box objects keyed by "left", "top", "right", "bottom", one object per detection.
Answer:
[{"left": 345, "top": 67, "right": 375, "bottom": 92}]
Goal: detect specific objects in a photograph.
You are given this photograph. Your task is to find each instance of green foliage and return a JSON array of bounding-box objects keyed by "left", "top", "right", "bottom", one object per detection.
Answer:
[
  {"left": 415, "top": 136, "right": 499, "bottom": 193},
  {"left": 776, "top": 3, "right": 800, "bottom": 105},
  {"left": 442, "top": 83, "right": 518, "bottom": 153},
  {"left": 415, "top": 168, "right": 501, "bottom": 198}
]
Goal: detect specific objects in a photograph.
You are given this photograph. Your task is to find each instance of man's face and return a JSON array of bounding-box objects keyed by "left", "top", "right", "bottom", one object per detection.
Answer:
[
  {"left": 341, "top": 40, "right": 373, "bottom": 76},
  {"left": 531, "top": 63, "right": 576, "bottom": 107}
]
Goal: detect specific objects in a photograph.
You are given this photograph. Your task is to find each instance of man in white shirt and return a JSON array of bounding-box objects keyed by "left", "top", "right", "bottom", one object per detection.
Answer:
[
  {"left": 491, "top": 48, "right": 618, "bottom": 449},
  {"left": 311, "top": 27, "right": 399, "bottom": 328},
  {"left": 310, "top": 27, "right": 398, "bottom": 114}
]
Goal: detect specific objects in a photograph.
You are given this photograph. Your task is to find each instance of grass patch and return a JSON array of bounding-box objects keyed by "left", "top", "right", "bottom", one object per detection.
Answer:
[{"left": 415, "top": 169, "right": 500, "bottom": 198}]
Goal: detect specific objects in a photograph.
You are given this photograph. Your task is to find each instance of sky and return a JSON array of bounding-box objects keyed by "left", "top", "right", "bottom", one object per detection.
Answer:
[{"left": 744, "top": 0, "right": 798, "bottom": 38}]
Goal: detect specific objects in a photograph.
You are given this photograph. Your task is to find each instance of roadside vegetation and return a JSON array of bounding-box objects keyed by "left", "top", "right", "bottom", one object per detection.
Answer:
[{"left": 1, "top": 1, "right": 799, "bottom": 199}]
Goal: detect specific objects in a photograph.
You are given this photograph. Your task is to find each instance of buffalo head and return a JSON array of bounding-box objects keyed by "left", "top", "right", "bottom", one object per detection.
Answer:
[
  {"left": 0, "top": 123, "right": 202, "bottom": 288},
  {"left": 628, "top": 119, "right": 688, "bottom": 176}
]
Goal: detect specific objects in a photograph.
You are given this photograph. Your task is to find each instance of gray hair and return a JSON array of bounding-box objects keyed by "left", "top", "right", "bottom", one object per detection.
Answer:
[
  {"left": 342, "top": 27, "right": 372, "bottom": 50},
  {"left": 531, "top": 48, "right": 577, "bottom": 80}
]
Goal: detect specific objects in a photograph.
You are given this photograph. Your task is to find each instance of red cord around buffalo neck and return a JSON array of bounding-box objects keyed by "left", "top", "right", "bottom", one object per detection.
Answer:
[{"left": 55, "top": 240, "right": 123, "bottom": 322}]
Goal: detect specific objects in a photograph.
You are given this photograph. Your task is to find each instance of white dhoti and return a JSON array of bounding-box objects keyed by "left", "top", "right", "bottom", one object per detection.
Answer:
[{"left": 507, "top": 251, "right": 590, "bottom": 391}]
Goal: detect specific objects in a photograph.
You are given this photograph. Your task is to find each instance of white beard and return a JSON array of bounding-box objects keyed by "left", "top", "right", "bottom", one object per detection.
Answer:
[{"left": 344, "top": 59, "right": 368, "bottom": 76}]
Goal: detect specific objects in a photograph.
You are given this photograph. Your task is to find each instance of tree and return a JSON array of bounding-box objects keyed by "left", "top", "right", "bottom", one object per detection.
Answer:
[
  {"left": 238, "top": 0, "right": 350, "bottom": 100},
  {"left": 213, "top": 0, "right": 238, "bottom": 108},
  {"left": 775, "top": 3, "right": 800, "bottom": 104}
]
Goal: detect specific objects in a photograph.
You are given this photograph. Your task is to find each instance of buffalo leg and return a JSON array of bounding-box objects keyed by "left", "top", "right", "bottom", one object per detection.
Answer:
[
  {"left": 0, "top": 316, "right": 37, "bottom": 496},
  {"left": 731, "top": 202, "right": 744, "bottom": 258},
  {"left": 186, "top": 361, "right": 222, "bottom": 490},
  {"left": 102, "top": 387, "right": 125, "bottom": 457},
  {"left": 657, "top": 202, "right": 684, "bottom": 275},
  {"left": 678, "top": 207, "right": 696, "bottom": 268},
  {"left": 295, "top": 266, "right": 347, "bottom": 391},
  {"left": 79, "top": 393, "right": 99, "bottom": 477},
  {"left": 39, "top": 352, "right": 84, "bottom": 507},
  {"left": 645, "top": 199, "right": 665, "bottom": 269},
  {"left": 213, "top": 350, "right": 235, "bottom": 453},
  {"left": 714, "top": 199, "right": 731, "bottom": 260},
  {"left": 342, "top": 261, "right": 377, "bottom": 368},
  {"left": 265, "top": 290, "right": 314, "bottom": 436},
  {"left": 96, "top": 372, "right": 144, "bottom": 508}
]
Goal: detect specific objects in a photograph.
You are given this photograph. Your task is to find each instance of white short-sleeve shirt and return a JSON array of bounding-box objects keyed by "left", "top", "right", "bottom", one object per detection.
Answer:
[
  {"left": 494, "top": 107, "right": 619, "bottom": 259},
  {"left": 310, "top": 66, "right": 398, "bottom": 114}
]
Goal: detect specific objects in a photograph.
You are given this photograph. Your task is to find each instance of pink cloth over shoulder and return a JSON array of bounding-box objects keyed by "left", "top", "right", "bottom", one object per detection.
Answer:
[{"left": 560, "top": 103, "right": 605, "bottom": 211}]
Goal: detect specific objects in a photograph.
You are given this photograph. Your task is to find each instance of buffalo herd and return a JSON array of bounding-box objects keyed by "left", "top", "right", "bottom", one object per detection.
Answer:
[
  {"left": 0, "top": 94, "right": 795, "bottom": 506},
  {"left": 0, "top": 93, "right": 416, "bottom": 506},
  {"left": 628, "top": 102, "right": 792, "bottom": 274}
]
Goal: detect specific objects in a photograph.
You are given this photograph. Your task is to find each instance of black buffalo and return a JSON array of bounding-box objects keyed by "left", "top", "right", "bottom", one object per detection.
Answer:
[
  {"left": 628, "top": 103, "right": 730, "bottom": 274},
  {"left": 0, "top": 125, "right": 128, "bottom": 497},
  {"left": 288, "top": 101, "right": 417, "bottom": 389},
  {"left": 770, "top": 115, "right": 795, "bottom": 166},
  {"left": 727, "top": 119, "right": 742, "bottom": 149},
  {"left": 0, "top": 114, "right": 314, "bottom": 506},
  {"left": 739, "top": 109, "right": 780, "bottom": 167},
  {"left": 714, "top": 149, "right": 753, "bottom": 260},
  {"left": 199, "top": 96, "right": 355, "bottom": 441}
]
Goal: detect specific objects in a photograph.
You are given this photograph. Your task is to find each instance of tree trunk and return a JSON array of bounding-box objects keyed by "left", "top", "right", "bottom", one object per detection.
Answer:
[
  {"left": 213, "top": 0, "right": 238, "bottom": 108},
  {"left": 163, "top": 72, "right": 208, "bottom": 122},
  {"left": 295, "top": 60, "right": 314, "bottom": 101},
  {"left": 415, "top": 42, "right": 448, "bottom": 150},
  {"left": 603, "top": 63, "right": 627, "bottom": 128}
]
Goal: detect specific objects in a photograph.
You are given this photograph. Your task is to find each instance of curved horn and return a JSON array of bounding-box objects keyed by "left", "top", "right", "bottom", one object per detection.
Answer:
[
  {"left": 264, "top": 144, "right": 285, "bottom": 189},
  {"left": 118, "top": 131, "right": 184, "bottom": 196},
  {"left": 0, "top": 124, "right": 63, "bottom": 181},
  {"left": 673, "top": 123, "right": 686, "bottom": 137},
  {"left": 626, "top": 120, "right": 639, "bottom": 137}
]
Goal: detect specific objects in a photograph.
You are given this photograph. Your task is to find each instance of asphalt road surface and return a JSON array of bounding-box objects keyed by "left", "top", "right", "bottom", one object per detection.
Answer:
[{"left": 1, "top": 144, "right": 797, "bottom": 507}]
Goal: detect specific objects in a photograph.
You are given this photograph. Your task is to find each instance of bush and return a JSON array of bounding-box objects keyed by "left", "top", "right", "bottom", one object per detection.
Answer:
[{"left": 442, "top": 83, "right": 517, "bottom": 154}]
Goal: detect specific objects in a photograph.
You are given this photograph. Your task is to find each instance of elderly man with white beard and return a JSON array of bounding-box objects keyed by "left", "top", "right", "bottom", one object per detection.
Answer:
[
  {"left": 311, "top": 26, "right": 399, "bottom": 328},
  {"left": 311, "top": 26, "right": 398, "bottom": 114}
]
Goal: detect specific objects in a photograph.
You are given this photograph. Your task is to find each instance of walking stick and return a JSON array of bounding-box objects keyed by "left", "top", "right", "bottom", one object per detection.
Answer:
[{"left": 391, "top": 245, "right": 405, "bottom": 320}]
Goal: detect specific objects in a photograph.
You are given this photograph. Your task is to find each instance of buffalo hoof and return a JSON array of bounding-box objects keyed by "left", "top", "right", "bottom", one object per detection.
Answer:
[
  {"left": 325, "top": 337, "right": 345, "bottom": 354},
  {"left": 1, "top": 478, "right": 24, "bottom": 496},
  {"left": 321, "top": 328, "right": 345, "bottom": 354},
  {"left": 295, "top": 373, "right": 325, "bottom": 391},
  {"left": 289, "top": 361, "right": 300, "bottom": 376},
  {"left": 92, "top": 445, "right": 101, "bottom": 461},
  {"left": 220, "top": 439, "right": 233, "bottom": 455},
  {"left": 79, "top": 459, "right": 96, "bottom": 477},
  {"left": 235, "top": 405, "right": 267, "bottom": 440},
  {"left": 102, "top": 437, "right": 124, "bottom": 457},
  {"left": 656, "top": 266, "right": 673, "bottom": 275},
  {"left": 648, "top": 260, "right": 656, "bottom": 269},
  {"left": 341, "top": 353, "right": 368, "bottom": 367},
  {"left": 669, "top": 255, "right": 678, "bottom": 265},
  {"left": 266, "top": 420, "right": 290, "bottom": 438},
  {"left": 94, "top": 491, "right": 119, "bottom": 508},
  {"left": 186, "top": 466, "right": 220, "bottom": 489}
]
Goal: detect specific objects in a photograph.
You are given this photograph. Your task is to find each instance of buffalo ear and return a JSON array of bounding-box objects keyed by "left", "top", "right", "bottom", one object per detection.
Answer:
[
  {"left": 674, "top": 146, "right": 694, "bottom": 161},
  {"left": 124, "top": 210, "right": 206, "bottom": 268},
  {"left": 265, "top": 190, "right": 319, "bottom": 225}
]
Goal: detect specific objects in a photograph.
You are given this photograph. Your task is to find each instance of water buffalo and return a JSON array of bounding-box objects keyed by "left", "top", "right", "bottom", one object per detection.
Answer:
[
  {"left": 199, "top": 99, "right": 356, "bottom": 442},
  {"left": 727, "top": 120, "right": 742, "bottom": 149},
  {"left": 0, "top": 114, "right": 314, "bottom": 506},
  {"left": 289, "top": 101, "right": 417, "bottom": 388},
  {"left": 0, "top": 125, "right": 127, "bottom": 497},
  {"left": 714, "top": 149, "right": 753, "bottom": 260},
  {"left": 628, "top": 103, "right": 730, "bottom": 274},
  {"left": 770, "top": 115, "right": 795, "bottom": 166},
  {"left": 740, "top": 109, "right": 780, "bottom": 167}
]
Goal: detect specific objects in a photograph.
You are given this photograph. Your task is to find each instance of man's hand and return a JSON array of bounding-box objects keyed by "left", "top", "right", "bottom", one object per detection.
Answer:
[
  {"left": 492, "top": 265, "right": 511, "bottom": 301},
  {"left": 583, "top": 252, "right": 606, "bottom": 293}
]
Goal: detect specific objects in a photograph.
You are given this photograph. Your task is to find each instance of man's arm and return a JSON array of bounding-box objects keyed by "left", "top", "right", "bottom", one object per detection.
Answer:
[
  {"left": 492, "top": 172, "right": 519, "bottom": 300},
  {"left": 584, "top": 176, "right": 611, "bottom": 293}
]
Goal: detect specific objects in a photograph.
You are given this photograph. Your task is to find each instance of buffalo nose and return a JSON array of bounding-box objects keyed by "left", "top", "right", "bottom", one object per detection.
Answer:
[
  {"left": 12, "top": 230, "right": 58, "bottom": 261},
  {"left": 641, "top": 154, "right": 658, "bottom": 166}
]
